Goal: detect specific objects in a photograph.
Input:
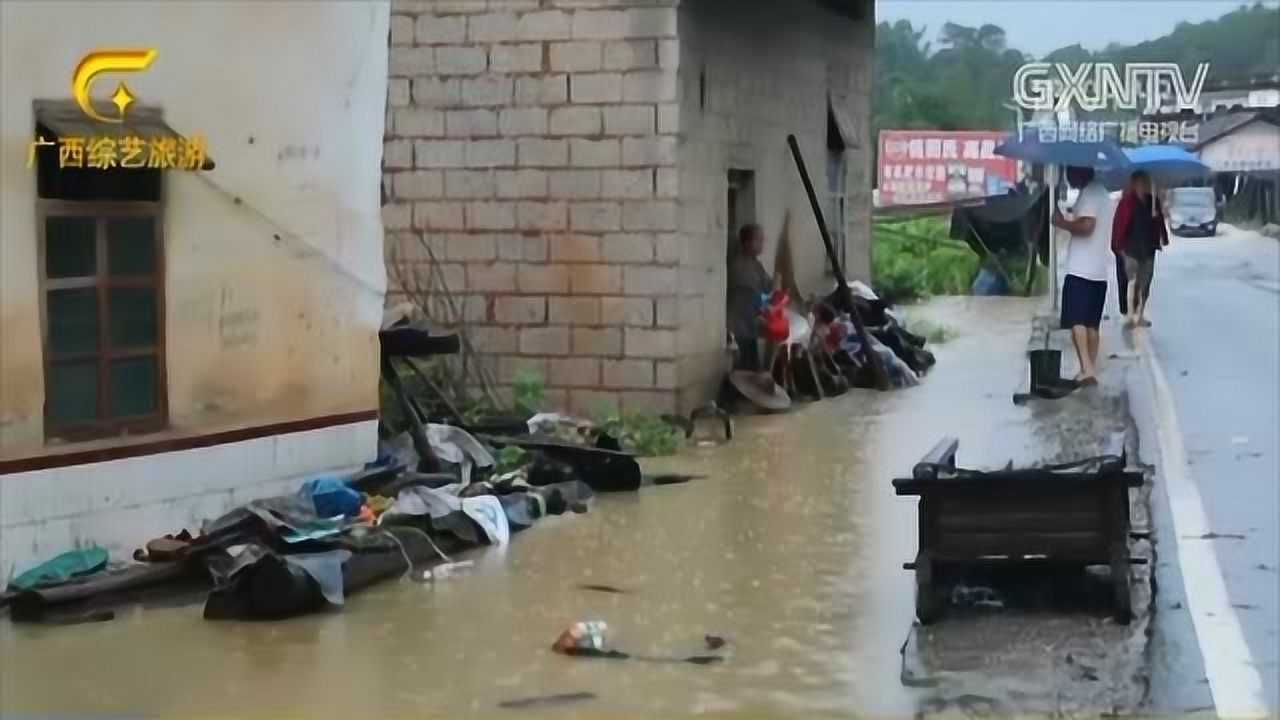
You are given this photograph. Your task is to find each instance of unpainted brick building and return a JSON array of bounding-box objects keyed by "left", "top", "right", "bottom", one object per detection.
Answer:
[{"left": 383, "top": 0, "right": 874, "bottom": 414}]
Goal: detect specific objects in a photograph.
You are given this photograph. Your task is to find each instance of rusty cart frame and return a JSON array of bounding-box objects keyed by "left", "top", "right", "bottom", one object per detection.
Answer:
[{"left": 893, "top": 434, "right": 1145, "bottom": 624}]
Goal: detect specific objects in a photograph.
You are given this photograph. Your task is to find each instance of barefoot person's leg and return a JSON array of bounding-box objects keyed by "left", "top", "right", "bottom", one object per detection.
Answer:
[
  {"left": 1123, "top": 255, "right": 1141, "bottom": 327},
  {"left": 1136, "top": 256, "right": 1155, "bottom": 327},
  {"left": 1061, "top": 274, "right": 1103, "bottom": 381}
]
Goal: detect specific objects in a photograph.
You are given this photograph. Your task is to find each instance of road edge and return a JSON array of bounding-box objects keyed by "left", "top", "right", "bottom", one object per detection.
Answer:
[{"left": 1136, "top": 329, "right": 1268, "bottom": 719}]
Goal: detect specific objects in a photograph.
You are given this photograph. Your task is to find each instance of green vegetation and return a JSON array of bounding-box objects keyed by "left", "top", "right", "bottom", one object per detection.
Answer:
[
  {"left": 592, "top": 407, "right": 684, "bottom": 458},
  {"left": 875, "top": 4, "right": 1280, "bottom": 142},
  {"left": 872, "top": 216, "right": 981, "bottom": 302},
  {"left": 511, "top": 369, "right": 545, "bottom": 416}
]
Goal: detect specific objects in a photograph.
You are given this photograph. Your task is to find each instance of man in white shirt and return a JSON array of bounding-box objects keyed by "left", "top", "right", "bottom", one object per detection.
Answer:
[{"left": 1053, "top": 166, "right": 1114, "bottom": 386}]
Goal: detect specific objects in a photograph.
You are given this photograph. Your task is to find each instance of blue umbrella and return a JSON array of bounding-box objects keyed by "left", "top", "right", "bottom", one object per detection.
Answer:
[
  {"left": 1113, "top": 145, "right": 1210, "bottom": 186},
  {"left": 994, "top": 131, "right": 1130, "bottom": 170}
]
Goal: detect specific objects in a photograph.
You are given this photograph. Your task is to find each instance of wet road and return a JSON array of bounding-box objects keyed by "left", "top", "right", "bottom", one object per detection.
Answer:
[
  {"left": 1146, "top": 224, "right": 1280, "bottom": 709},
  {"left": 1, "top": 298, "right": 1065, "bottom": 719}
]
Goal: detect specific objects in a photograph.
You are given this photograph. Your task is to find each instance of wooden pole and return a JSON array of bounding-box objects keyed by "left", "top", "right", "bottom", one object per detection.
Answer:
[{"left": 786, "top": 135, "right": 890, "bottom": 391}]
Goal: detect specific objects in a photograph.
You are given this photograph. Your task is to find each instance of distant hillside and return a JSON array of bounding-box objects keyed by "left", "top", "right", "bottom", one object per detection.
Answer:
[
  {"left": 874, "top": 2, "right": 1280, "bottom": 139},
  {"left": 1044, "top": 2, "right": 1280, "bottom": 82}
]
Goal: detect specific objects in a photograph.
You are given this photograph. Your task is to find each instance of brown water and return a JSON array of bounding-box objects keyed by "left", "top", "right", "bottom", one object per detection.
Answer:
[{"left": 1, "top": 298, "right": 1050, "bottom": 719}]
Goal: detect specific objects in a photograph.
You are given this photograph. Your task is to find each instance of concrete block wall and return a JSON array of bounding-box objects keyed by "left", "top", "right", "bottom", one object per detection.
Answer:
[
  {"left": 673, "top": 0, "right": 874, "bottom": 406},
  {"left": 384, "top": 0, "right": 682, "bottom": 416}
]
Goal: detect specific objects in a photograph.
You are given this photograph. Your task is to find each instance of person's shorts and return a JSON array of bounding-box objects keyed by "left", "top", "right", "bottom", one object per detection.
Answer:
[
  {"left": 1122, "top": 253, "right": 1156, "bottom": 299},
  {"left": 1060, "top": 274, "right": 1107, "bottom": 329}
]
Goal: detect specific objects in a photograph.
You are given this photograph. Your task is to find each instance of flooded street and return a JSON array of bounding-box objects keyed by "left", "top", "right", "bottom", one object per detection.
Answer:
[{"left": 2, "top": 297, "right": 1137, "bottom": 719}]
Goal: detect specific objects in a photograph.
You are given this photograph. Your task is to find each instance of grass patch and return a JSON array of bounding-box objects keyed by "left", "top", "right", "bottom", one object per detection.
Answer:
[
  {"left": 592, "top": 406, "right": 684, "bottom": 457},
  {"left": 872, "top": 216, "right": 981, "bottom": 303}
]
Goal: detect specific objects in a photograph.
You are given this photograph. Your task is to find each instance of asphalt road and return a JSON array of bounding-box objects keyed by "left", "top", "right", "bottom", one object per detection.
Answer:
[{"left": 1146, "top": 223, "right": 1280, "bottom": 710}]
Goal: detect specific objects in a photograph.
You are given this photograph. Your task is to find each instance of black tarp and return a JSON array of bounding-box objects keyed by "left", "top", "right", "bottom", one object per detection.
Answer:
[{"left": 949, "top": 188, "right": 1050, "bottom": 266}]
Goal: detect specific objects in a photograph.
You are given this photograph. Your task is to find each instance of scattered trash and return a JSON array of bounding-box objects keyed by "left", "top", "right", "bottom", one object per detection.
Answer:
[
  {"left": 420, "top": 561, "right": 474, "bottom": 582},
  {"left": 949, "top": 584, "right": 1005, "bottom": 609},
  {"left": 554, "top": 620, "right": 613, "bottom": 655},
  {"left": 577, "top": 583, "right": 628, "bottom": 594},
  {"left": 647, "top": 474, "right": 703, "bottom": 486},
  {"left": 498, "top": 692, "right": 597, "bottom": 710},
  {"left": 552, "top": 621, "right": 726, "bottom": 665},
  {"left": 10, "top": 547, "right": 109, "bottom": 591}
]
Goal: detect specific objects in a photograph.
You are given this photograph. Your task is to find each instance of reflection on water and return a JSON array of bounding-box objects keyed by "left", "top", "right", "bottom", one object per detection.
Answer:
[{"left": 1, "top": 298, "right": 1041, "bottom": 719}]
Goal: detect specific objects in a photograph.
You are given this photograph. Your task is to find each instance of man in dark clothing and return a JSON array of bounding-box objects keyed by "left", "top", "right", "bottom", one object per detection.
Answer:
[
  {"left": 1111, "top": 170, "right": 1168, "bottom": 327},
  {"left": 727, "top": 224, "right": 773, "bottom": 370}
]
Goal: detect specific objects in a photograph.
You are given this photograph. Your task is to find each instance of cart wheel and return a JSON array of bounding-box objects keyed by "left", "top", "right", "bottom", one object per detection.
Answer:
[
  {"left": 1110, "top": 542, "right": 1132, "bottom": 624},
  {"left": 915, "top": 552, "right": 944, "bottom": 624}
]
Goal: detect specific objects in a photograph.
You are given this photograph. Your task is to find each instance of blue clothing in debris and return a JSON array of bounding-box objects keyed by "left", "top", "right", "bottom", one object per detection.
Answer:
[
  {"left": 299, "top": 476, "right": 363, "bottom": 518},
  {"left": 11, "top": 547, "right": 109, "bottom": 590}
]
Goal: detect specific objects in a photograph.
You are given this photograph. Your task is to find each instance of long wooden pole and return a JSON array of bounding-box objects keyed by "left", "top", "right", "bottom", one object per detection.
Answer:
[{"left": 786, "top": 135, "right": 890, "bottom": 391}]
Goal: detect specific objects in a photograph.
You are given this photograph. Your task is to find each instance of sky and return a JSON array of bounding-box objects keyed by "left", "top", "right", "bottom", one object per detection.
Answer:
[{"left": 877, "top": 0, "right": 1279, "bottom": 57}]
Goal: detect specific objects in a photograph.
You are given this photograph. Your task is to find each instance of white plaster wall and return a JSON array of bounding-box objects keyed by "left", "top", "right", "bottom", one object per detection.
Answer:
[
  {"left": 1199, "top": 121, "right": 1280, "bottom": 172},
  {"left": 0, "top": 419, "right": 378, "bottom": 580},
  {"left": 0, "top": 1, "right": 391, "bottom": 458},
  {"left": 673, "top": 0, "right": 874, "bottom": 407}
]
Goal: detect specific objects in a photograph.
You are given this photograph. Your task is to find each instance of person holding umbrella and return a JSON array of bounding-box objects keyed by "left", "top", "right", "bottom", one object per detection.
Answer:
[
  {"left": 1053, "top": 166, "right": 1115, "bottom": 386},
  {"left": 1111, "top": 170, "right": 1168, "bottom": 327}
]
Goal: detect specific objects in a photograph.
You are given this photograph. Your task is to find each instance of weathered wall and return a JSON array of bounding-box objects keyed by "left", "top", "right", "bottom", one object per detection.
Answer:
[
  {"left": 383, "top": 0, "right": 683, "bottom": 415},
  {"left": 1199, "top": 120, "right": 1280, "bottom": 172},
  {"left": 0, "top": 1, "right": 390, "bottom": 459},
  {"left": 674, "top": 0, "right": 874, "bottom": 405},
  {"left": 382, "top": 0, "right": 873, "bottom": 414},
  {"left": 0, "top": 1, "right": 389, "bottom": 575}
]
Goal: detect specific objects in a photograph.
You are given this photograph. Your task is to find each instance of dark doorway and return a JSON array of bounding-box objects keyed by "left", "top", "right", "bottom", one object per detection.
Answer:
[{"left": 726, "top": 169, "right": 756, "bottom": 265}]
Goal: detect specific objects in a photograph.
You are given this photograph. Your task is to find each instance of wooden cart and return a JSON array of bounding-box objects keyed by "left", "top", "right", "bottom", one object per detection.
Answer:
[{"left": 893, "top": 435, "right": 1144, "bottom": 624}]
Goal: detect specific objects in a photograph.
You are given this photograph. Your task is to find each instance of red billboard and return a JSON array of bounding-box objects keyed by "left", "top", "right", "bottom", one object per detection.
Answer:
[{"left": 878, "top": 130, "right": 1021, "bottom": 206}]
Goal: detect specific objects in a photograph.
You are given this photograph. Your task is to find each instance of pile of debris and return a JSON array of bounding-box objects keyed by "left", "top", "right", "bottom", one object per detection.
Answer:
[{"left": 1, "top": 415, "right": 692, "bottom": 626}]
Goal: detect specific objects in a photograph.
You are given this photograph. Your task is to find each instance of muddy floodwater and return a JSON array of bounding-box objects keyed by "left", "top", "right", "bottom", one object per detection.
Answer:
[{"left": 2, "top": 298, "right": 1112, "bottom": 719}]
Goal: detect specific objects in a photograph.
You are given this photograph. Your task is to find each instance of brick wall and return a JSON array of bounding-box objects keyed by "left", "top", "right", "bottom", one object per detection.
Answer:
[
  {"left": 383, "top": 0, "right": 873, "bottom": 415},
  {"left": 385, "top": 0, "right": 682, "bottom": 415},
  {"left": 673, "top": 0, "right": 874, "bottom": 407}
]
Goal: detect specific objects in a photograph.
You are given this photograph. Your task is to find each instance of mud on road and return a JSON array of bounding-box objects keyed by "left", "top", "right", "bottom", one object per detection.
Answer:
[{"left": 902, "top": 315, "right": 1157, "bottom": 718}]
